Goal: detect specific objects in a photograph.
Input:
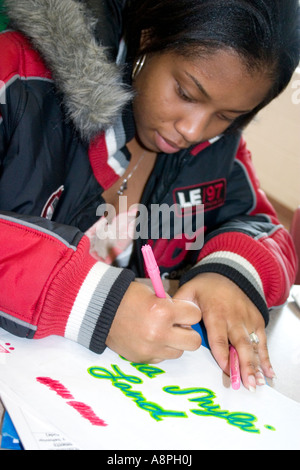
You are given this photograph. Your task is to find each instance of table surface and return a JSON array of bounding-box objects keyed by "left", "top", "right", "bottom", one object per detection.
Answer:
[
  {"left": 264, "top": 286, "right": 300, "bottom": 403},
  {"left": 1, "top": 284, "right": 300, "bottom": 448}
]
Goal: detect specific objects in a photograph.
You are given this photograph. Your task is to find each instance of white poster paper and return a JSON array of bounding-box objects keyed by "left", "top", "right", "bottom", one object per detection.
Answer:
[{"left": 0, "top": 331, "right": 299, "bottom": 450}]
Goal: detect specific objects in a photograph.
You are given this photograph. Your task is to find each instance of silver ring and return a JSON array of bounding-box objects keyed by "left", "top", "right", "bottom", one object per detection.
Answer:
[{"left": 249, "top": 332, "right": 260, "bottom": 345}]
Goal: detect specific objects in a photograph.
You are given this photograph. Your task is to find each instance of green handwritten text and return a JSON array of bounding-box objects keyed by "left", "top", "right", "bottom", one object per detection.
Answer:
[
  {"left": 120, "top": 357, "right": 166, "bottom": 379},
  {"left": 88, "top": 365, "right": 187, "bottom": 422},
  {"left": 163, "top": 386, "right": 260, "bottom": 433}
]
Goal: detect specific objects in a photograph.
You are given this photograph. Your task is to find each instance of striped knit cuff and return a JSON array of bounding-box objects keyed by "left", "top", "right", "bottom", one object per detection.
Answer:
[
  {"left": 64, "top": 263, "right": 135, "bottom": 353},
  {"left": 180, "top": 251, "right": 270, "bottom": 326}
]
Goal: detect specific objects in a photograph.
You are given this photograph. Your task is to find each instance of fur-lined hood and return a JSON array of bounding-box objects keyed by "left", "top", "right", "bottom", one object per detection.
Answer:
[{"left": 4, "top": 0, "right": 131, "bottom": 141}]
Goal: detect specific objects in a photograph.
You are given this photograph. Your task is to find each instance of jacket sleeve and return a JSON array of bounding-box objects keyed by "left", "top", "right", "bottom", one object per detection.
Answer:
[
  {"left": 0, "top": 211, "right": 135, "bottom": 352},
  {"left": 180, "top": 137, "right": 297, "bottom": 325}
]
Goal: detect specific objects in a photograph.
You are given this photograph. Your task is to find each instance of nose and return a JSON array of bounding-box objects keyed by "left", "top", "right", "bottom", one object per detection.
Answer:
[{"left": 174, "top": 108, "right": 211, "bottom": 145}]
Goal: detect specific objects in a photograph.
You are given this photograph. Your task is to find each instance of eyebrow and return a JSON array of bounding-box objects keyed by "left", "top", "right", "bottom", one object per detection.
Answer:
[{"left": 185, "top": 72, "right": 252, "bottom": 114}]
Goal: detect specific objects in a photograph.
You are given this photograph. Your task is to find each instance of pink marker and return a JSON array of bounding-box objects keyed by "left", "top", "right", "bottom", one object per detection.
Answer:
[
  {"left": 230, "top": 345, "right": 241, "bottom": 390},
  {"left": 142, "top": 244, "right": 166, "bottom": 298}
]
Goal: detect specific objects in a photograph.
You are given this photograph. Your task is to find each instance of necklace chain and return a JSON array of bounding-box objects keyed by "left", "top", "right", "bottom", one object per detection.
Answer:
[{"left": 117, "top": 153, "right": 145, "bottom": 196}]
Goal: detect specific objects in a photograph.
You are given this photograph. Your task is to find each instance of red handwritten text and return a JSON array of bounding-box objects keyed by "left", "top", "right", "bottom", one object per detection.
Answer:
[
  {"left": 36, "top": 377, "right": 74, "bottom": 399},
  {"left": 36, "top": 377, "right": 107, "bottom": 427},
  {"left": 68, "top": 401, "right": 107, "bottom": 427}
]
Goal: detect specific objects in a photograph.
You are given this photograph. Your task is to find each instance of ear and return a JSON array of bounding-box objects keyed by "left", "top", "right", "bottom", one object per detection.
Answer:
[{"left": 139, "top": 28, "right": 152, "bottom": 52}]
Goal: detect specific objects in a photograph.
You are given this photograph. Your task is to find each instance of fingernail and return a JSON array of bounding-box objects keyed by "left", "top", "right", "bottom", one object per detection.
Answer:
[
  {"left": 248, "top": 375, "right": 256, "bottom": 393},
  {"left": 269, "top": 367, "right": 277, "bottom": 379},
  {"left": 255, "top": 371, "right": 266, "bottom": 386}
]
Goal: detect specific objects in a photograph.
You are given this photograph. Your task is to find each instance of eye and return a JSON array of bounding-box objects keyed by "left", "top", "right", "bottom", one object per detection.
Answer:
[
  {"left": 176, "top": 82, "right": 194, "bottom": 103},
  {"left": 217, "top": 113, "right": 235, "bottom": 123}
]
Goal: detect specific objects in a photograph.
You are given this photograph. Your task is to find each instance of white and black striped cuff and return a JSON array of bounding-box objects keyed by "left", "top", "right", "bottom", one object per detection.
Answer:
[
  {"left": 65, "top": 263, "right": 135, "bottom": 353},
  {"left": 180, "top": 251, "right": 270, "bottom": 325}
]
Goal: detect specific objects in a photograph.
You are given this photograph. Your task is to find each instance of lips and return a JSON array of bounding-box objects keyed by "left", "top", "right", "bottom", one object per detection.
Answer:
[{"left": 154, "top": 131, "right": 183, "bottom": 154}]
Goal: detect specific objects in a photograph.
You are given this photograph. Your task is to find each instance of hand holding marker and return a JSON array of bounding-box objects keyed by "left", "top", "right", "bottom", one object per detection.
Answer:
[{"left": 142, "top": 244, "right": 241, "bottom": 390}]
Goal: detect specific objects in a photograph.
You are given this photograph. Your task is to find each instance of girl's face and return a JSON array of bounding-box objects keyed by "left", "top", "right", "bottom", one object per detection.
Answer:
[{"left": 132, "top": 49, "right": 272, "bottom": 153}]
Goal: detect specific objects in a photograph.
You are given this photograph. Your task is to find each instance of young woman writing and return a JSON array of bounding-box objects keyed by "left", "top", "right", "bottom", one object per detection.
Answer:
[{"left": 0, "top": 0, "right": 299, "bottom": 392}]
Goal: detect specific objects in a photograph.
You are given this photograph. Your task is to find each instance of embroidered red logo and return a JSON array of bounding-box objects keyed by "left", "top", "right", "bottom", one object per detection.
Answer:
[{"left": 173, "top": 179, "right": 226, "bottom": 215}]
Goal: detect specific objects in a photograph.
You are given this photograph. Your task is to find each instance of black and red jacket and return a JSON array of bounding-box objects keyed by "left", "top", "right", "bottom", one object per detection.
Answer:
[{"left": 0, "top": 0, "right": 297, "bottom": 353}]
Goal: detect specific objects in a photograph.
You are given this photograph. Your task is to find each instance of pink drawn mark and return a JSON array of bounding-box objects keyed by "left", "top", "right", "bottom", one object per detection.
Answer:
[
  {"left": 36, "top": 377, "right": 107, "bottom": 427},
  {"left": 36, "top": 377, "right": 74, "bottom": 400},
  {"left": 0, "top": 343, "right": 14, "bottom": 353},
  {"left": 0, "top": 344, "right": 10, "bottom": 353},
  {"left": 67, "top": 401, "right": 108, "bottom": 427}
]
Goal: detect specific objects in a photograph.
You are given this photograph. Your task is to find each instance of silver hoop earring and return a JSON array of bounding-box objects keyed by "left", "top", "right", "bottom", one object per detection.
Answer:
[{"left": 132, "top": 54, "right": 147, "bottom": 79}]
